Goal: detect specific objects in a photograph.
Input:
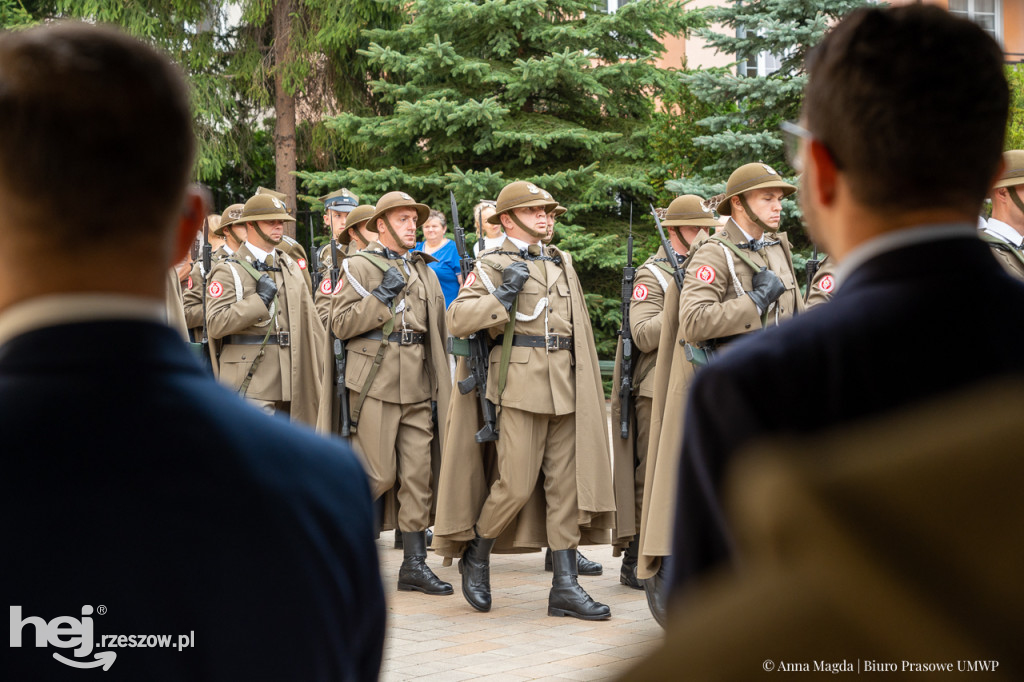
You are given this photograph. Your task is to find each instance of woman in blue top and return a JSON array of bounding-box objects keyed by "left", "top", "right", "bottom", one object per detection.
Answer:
[{"left": 415, "top": 209, "right": 462, "bottom": 307}]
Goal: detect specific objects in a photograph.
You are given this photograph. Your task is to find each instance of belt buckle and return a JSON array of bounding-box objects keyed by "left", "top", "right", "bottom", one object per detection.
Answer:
[
  {"left": 279, "top": 331, "right": 290, "bottom": 347},
  {"left": 546, "top": 335, "right": 558, "bottom": 352},
  {"left": 399, "top": 329, "right": 414, "bottom": 346}
]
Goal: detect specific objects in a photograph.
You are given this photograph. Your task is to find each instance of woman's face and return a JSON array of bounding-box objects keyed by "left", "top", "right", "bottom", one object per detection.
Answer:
[
  {"left": 480, "top": 206, "right": 500, "bottom": 238},
  {"left": 421, "top": 217, "right": 446, "bottom": 245}
]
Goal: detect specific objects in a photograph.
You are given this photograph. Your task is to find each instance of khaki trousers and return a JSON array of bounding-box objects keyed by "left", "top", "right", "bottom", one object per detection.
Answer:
[
  {"left": 476, "top": 407, "right": 580, "bottom": 550},
  {"left": 633, "top": 395, "right": 652, "bottom": 535},
  {"left": 352, "top": 394, "right": 433, "bottom": 533}
]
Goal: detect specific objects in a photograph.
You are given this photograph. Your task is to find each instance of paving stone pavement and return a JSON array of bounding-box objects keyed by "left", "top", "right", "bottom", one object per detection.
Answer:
[{"left": 377, "top": 531, "right": 662, "bottom": 681}]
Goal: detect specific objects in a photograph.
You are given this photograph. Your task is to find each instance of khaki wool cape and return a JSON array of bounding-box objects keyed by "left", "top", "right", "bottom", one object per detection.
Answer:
[{"left": 433, "top": 244, "right": 615, "bottom": 561}]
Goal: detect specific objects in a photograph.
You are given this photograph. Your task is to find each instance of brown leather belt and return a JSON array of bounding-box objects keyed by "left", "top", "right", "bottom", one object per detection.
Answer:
[
  {"left": 224, "top": 333, "right": 289, "bottom": 347},
  {"left": 495, "top": 334, "right": 573, "bottom": 351},
  {"left": 358, "top": 329, "right": 426, "bottom": 345}
]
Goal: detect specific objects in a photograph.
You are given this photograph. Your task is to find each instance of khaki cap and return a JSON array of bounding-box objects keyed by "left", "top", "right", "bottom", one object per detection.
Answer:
[
  {"left": 255, "top": 186, "right": 291, "bottom": 211},
  {"left": 339, "top": 204, "right": 377, "bottom": 245},
  {"left": 553, "top": 205, "right": 567, "bottom": 218},
  {"left": 239, "top": 194, "right": 295, "bottom": 224},
  {"left": 488, "top": 181, "right": 558, "bottom": 225},
  {"left": 662, "top": 195, "right": 719, "bottom": 227},
  {"left": 718, "top": 163, "right": 796, "bottom": 216},
  {"left": 214, "top": 203, "right": 245, "bottom": 237},
  {"left": 368, "top": 191, "right": 430, "bottom": 230},
  {"left": 995, "top": 150, "right": 1024, "bottom": 189}
]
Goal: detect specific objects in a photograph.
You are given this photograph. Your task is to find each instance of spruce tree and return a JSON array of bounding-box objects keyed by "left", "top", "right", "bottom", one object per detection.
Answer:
[
  {"left": 665, "top": 0, "right": 871, "bottom": 253},
  {"left": 298, "top": 0, "right": 701, "bottom": 354}
]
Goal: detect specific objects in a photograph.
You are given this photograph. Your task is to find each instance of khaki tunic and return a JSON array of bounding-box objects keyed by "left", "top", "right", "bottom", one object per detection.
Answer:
[
  {"left": 680, "top": 220, "right": 803, "bottom": 345},
  {"left": 314, "top": 244, "right": 452, "bottom": 531},
  {"left": 433, "top": 238, "right": 615, "bottom": 559},
  {"left": 610, "top": 245, "right": 676, "bottom": 547},
  {"left": 314, "top": 242, "right": 359, "bottom": 327},
  {"left": 183, "top": 245, "right": 230, "bottom": 336},
  {"left": 279, "top": 234, "right": 313, "bottom": 292},
  {"left": 805, "top": 254, "right": 836, "bottom": 308},
  {"left": 206, "top": 243, "right": 326, "bottom": 425}
]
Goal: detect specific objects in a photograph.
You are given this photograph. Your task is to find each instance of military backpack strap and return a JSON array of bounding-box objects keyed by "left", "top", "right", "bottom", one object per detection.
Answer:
[{"left": 347, "top": 252, "right": 406, "bottom": 433}]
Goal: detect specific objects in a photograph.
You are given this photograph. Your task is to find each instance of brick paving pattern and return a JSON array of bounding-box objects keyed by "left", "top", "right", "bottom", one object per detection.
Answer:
[{"left": 378, "top": 532, "right": 661, "bottom": 681}]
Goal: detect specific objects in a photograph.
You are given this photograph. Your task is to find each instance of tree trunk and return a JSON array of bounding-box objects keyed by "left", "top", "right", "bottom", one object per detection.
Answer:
[{"left": 273, "top": 0, "right": 298, "bottom": 238}]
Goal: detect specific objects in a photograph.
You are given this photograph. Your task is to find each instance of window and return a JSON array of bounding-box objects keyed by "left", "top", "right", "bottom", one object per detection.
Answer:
[
  {"left": 736, "top": 26, "right": 785, "bottom": 78},
  {"left": 949, "top": 0, "right": 1002, "bottom": 44},
  {"left": 606, "top": 0, "right": 634, "bottom": 12}
]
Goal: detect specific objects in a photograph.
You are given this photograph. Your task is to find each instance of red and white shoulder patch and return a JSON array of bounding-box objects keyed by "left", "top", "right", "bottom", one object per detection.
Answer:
[
  {"left": 632, "top": 283, "right": 649, "bottom": 301},
  {"left": 297, "top": 258, "right": 307, "bottom": 270},
  {"left": 817, "top": 274, "right": 835, "bottom": 293},
  {"left": 694, "top": 265, "right": 716, "bottom": 284},
  {"left": 319, "top": 278, "right": 333, "bottom": 296},
  {"left": 208, "top": 281, "right": 224, "bottom": 298},
  {"left": 464, "top": 271, "right": 477, "bottom": 288},
  {"left": 186, "top": 276, "right": 193, "bottom": 290}
]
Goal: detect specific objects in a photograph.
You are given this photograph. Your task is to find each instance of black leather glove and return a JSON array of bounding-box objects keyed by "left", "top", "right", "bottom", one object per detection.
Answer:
[
  {"left": 255, "top": 274, "right": 278, "bottom": 310},
  {"left": 371, "top": 267, "right": 406, "bottom": 307},
  {"left": 746, "top": 269, "right": 787, "bottom": 313},
  {"left": 492, "top": 261, "right": 530, "bottom": 311}
]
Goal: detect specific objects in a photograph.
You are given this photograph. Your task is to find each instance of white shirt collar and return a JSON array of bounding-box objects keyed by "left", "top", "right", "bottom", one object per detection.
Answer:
[
  {"left": 982, "top": 218, "right": 1024, "bottom": 247},
  {"left": 505, "top": 235, "right": 539, "bottom": 251},
  {"left": 245, "top": 242, "right": 272, "bottom": 262},
  {"left": 834, "top": 222, "right": 978, "bottom": 284},
  {"left": 730, "top": 218, "right": 758, "bottom": 243},
  {"left": 0, "top": 294, "right": 165, "bottom": 348},
  {"left": 223, "top": 244, "right": 235, "bottom": 255}
]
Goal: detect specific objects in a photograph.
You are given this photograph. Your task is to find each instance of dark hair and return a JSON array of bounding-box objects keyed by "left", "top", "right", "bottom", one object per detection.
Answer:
[
  {"left": 0, "top": 22, "right": 195, "bottom": 247},
  {"left": 803, "top": 5, "right": 1008, "bottom": 214}
]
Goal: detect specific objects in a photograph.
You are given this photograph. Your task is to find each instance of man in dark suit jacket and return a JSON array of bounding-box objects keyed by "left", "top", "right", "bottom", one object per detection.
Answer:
[
  {"left": 0, "top": 24, "right": 385, "bottom": 680},
  {"left": 668, "top": 5, "right": 1017, "bottom": 604}
]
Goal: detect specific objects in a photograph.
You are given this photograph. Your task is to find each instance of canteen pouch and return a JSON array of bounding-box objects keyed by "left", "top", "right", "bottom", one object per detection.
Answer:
[{"left": 684, "top": 342, "right": 712, "bottom": 368}]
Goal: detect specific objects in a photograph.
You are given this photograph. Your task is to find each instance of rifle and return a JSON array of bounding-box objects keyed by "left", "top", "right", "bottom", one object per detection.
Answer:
[
  {"left": 309, "top": 212, "right": 323, "bottom": 292},
  {"left": 450, "top": 190, "right": 499, "bottom": 443},
  {"left": 650, "top": 204, "right": 686, "bottom": 291},
  {"left": 328, "top": 234, "right": 351, "bottom": 437},
  {"left": 617, "top": 204, "right": 635, "bottom": 440},
  {"left": 804, "top": 244, "right": 821, "bottom": 303}
]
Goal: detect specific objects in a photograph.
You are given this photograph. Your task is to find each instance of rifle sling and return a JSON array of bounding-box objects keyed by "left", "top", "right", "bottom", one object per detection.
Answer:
[
  {"left": 230, "top": 257, "right": 280, "bottom": 397},
  {"left": 709, "top": 235, "right": 770, "bottom": 328},
  {"left": 348, "top": 252, "right": 404, "bottom": 432}
]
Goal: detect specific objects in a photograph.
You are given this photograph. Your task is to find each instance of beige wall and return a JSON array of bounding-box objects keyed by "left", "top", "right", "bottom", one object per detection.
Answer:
[{"left": 653, "top": 0, "right": 735, "bottom": 72}]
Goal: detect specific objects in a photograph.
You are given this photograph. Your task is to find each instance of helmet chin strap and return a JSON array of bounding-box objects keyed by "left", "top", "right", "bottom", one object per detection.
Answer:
[
  {"left": 1009, "top": 186, "right": 1024, "bottom": 217},
  {"left": 381, "top": 215, "right": 412, "bottom": 253},
  {"left": 738, "top": 194, "right": 774, "bottom": 234},
  {"left": 508, "top": 211, "right": 545, "bottom": 240},
  {"left": 251, "top": 222, "right": 281, "bottom": 249}
]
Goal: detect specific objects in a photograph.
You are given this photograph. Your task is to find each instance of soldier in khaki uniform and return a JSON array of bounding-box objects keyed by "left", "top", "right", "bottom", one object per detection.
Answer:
[
  {"left": 980, "top": 150, "right": 1024, "bottom": 279},
  {"left": 255, "top": 186, "right": 313, "bottom": 290},
  {"left": 184, "top": 204, "right": 244, "bottom": 342},
  {"left": 315, "top": 188, "right": 359, "bottom": 283},
  {"left": 805, "top": 254, "right": 836, "bottom": 307},
  {"left": 318, "top": 191, "right": 453, "bottom": 596},
  {"left": 206, "top": 194, "right": 326, "bottom": 425},
  {"left": 436, "top": 181, "right": 616, "bottom": 621},
  {"left": 679, "top": 162, "right": 804, "bottom": 353},
  {"left": 314, "top": 204, "right": 377, "bottom": 326},
  {"left": 611, "top": 196, "right": 717, "bottom": 598}
]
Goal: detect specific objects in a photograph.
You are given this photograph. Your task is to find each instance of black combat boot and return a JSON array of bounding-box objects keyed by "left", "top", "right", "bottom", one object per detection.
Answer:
[
  {"left": 620, "top": 537, "right": 642, "bottom": 590},
  {"left": 458, "top": 531, "right": 496, "bottom": 612},
  {"left": 544, "top": 547, "right": 603, "bottom": 576},
  {"left": 548, "top": 549, "right": 611, "bottom": 620},
  {"left": 397, "top": 531, "right": 452, "bottom": 595},
  {"left": 395, "top": 528, "right": 433, "bottom": 550},
  {"left": 644, "top": 562, "right": 668, "bottom": 627}
]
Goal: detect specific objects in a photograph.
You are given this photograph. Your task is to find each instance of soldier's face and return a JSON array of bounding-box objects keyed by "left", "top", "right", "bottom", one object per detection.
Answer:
[
  {"left": 741, "top": 189, "right": 784, "bottom": 229},
  {"left": 250, "top": 220, "right": 284, "bottom": 249},
  {"left": 513, "top": 206, "right": 548, "bottom": 233},
  {"left": 324, "top": 210, "right": 348, "bottom": 239},
  {"left": 383, "top": 207, "right": 418, "bottom": 250}
]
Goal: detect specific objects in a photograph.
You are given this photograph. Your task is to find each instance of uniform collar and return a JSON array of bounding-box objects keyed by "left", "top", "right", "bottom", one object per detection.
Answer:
[
  {"left": 245, "top": 241, "right": 273, "bottom": 263},
  {"left": 0, "top": 294, "right": 164, "bottom": 349},
  {"left": 983, "top": 218, "right": 1024, "bottom": 247}
]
